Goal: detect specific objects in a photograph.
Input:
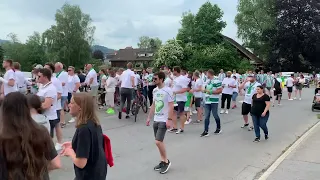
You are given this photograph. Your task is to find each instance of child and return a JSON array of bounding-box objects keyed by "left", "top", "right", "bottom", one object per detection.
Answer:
[
  {"left": 26, "top": 94, "right": 50, "bottom": 133},
  {"left": 184, "top": 72, "right": 193, "bottom": 124}
]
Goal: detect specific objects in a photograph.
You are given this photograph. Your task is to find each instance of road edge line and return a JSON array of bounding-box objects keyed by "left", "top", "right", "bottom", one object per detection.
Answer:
[{"left": 257, "top": 118, "right": 320, "bottom": 180}]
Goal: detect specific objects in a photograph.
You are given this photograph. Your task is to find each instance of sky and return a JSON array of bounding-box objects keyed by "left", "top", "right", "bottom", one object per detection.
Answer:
[{"left": 0, "top": 0, "right": 240, "bottom": 49}]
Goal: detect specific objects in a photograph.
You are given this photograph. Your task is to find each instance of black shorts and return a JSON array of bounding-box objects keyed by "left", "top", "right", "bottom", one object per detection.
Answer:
[
  {"left": 274, "top": 89, "right": 282, "bottom": 96},
  {"left": 49, "top": 110, "right": 61, "bottom": 138},
  {"left": 287, "top": 87, "right": 293, "bottom": 93},
  {"left": 153, "top": 121, "right": 167, "bottom": 142},
  {"left": 194, "top": 98, "right": 202, "bottom": 108},
  {"left": 241, "top": 102, "right": 251, "bottom": 115},
  {"left": 174, "top": 101, "right": 186, "bottom": 113}
]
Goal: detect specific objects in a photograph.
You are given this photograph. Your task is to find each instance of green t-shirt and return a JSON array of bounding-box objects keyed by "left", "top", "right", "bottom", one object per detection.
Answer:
[
  {"left": 185, "top": 92, "right": 193, "bottom": 107},
  {"left": 204, "top": 78, "right": 222, "bottom": 104}
]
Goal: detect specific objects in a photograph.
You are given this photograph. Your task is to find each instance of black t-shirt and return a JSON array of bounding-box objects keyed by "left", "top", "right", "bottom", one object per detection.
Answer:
[
  {"left": 251, "top": 94, "right": 270, "bottom": 116},
  {"left": 78, "top": 74, "right": 86, "bottom": 83},
  {"left": 0, "top": 140, "right": 57, "bottom": 180},
  {"left": 72, "top": 120, "right": 107, "bottom": 180}
]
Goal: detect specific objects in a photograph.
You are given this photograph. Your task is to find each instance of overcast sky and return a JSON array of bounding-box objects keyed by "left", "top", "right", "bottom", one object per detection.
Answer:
[{"left": 0, "top": 0, "right": 240, "bottom": 49}]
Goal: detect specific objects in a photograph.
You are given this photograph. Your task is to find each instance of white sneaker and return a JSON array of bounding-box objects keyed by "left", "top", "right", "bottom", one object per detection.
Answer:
[
  {"left": 190, "top": 110, "right": 193, "bottom": 115},
  {"left": 55, "top": 143, "right": 62, "bottom": 151},
  {"left": 220, "top": 110, "right": 225, "bottom": 114},
  {"left": 299, "top": 98, "right": 302, "bottom": 100},
  {"left": 293, "top": 97, "right": 297, "bottom": 100},
  {"left": 185, "top": 119, "right": 192, "bottom": 125},
  {"left": 225, "top": 110, "right": 229, "bottom": 114},
  {"left": 192, "top": 110, "right": 197, "bottom": 114},
  {"left": 69, "top": 117, "right": 75, "bottom": 123}
]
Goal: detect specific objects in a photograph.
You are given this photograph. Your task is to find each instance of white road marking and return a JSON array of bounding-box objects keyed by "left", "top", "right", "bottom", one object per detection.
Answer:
[{"left": 258, "top": 118, "right": 320, "bottom": 180}]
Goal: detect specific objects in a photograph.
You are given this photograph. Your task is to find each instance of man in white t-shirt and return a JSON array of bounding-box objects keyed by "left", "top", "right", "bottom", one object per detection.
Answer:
[
  {"left": 286, "top": 74, "right": 294, "bottom": 100},
  {"left": 170, "top": 66, "right": 190, "bottom": 134},
  {"left": 146, "top": 71, "right": 173, "bottom": 174},
  {"left": 189, "top": 71, "right": 203, "bottom": 123},
  {"left": 55, "top": 62, "right": 69, "bottom": 127},
  {"left": 84, "top": 64, "right": 99, "bottom": 99},
  {"left": 221, "top": 71, "right": 236, "bottom": 114},
  {"left": 239, "top": 74, "right": 261, "bottom": 130},
  {"left": 13, "top": 62, "right": 30, "bottom": 94},
  {"left": 0, "top": 59, "right": 18, "bottom": 97},
  {"left": 118, "top": 63, "right": 135, "bottom": 119},
  {"left": 44, "top": 63, "right": 63, "bottom": 151}
]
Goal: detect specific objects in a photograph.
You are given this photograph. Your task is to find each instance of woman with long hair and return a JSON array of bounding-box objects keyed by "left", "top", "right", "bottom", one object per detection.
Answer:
[
  {"left": 61, "top": 92, "right": 107, "bottom": 180},
  {"left": 0, "top": 92, "right": 61, "bottom": 180}
]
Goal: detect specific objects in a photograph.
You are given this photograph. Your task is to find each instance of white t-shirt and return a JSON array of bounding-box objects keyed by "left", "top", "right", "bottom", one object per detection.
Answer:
[
  {"left": 134, "top": 74, "right": 141, "bottom": 86},
  {"left": 37, "top": 82, "right": 57, "bottom": 120},
  {"left": 67, "top": 75, "right": 80, "bottom": 93},
  {"left": 15, "top": 70, "right": 27, "bottom": 89},
  {"left": 172, "top": 75, "right": 190, "bottom": 102},
  {"left": 51, "top": 77, "right": 63, "bottom": 110},
  {"left": 153, "top": 86, "right": 174, "bottom": 122},
  {"left": 286, "top": 77, "right": 294, "bottom": 87},
  {"left": 243, "top": 81, "right": 261, "bottom": 104},
  {"left": 164, "top": 77, "right": 172, "bottom": 88},
  {"left": 85, "top": 69, "right": 98, "bottom": 86},
  {"left": 222, "top": 77, "right": 236, "bottom": 95},
  {"left": 56, "top": 71, "right": 68, "bottom": 96},
  {"left": 100, "top": 75, "right": 108, "bottom": 88},
  {"left": 105, "top": 77, "right": 117, "bottom": 92},
  {"left": 233, "top": 81, "right": 239, "bottom": 93},
  {"left": 142, "top": 74, "right": 148, "bottom": 87},
  {"left": 120, "top": 69, "right": 135, "bottom": 88},
  {"left": 193, "top": 78, "right": 203, "bottom": 98},
  {"left": 3, "top": 69, "right": 18, "bottom": 95}
]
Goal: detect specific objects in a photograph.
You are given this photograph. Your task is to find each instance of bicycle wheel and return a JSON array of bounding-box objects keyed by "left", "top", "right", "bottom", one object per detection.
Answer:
[
  {"left": 131, "top": 103, "right": 137, "bottom": 115},
  {"left": 134, "top": 105, "right": 140, "bottom": 122},
  {"left": 140, "top": 96, "right": 148, "bottom": 113}
]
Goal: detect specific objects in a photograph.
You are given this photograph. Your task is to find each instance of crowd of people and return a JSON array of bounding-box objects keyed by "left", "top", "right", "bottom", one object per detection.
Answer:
[{"left": 0, "top": 58, "right": 311, "bottom": 179}]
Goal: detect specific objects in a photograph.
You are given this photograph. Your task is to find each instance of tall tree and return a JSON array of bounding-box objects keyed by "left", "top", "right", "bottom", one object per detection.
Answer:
[
  {"left": 137, "top": 36, "right": 162, "bottom": 50},
  {"left": 92, "top": 50, "right": 104, "bottom": 60},
  {"left": 154, "top": 39, "right": 184, "bottom": 68},
  {"left": 235, "top": 0, "right": 276, "bottom": 60},
  {"left": 0, "top": 45, "right": 3, "bottom": 60},
  {"left": 43, "top": 3, "right": 95, "bottom": 68},
  {"left": 269, "top": 0, "right": 320, "bottom": 71}
]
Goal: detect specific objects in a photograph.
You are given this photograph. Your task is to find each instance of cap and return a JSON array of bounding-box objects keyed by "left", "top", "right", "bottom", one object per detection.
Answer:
[{"left": 34, "top": 64, "right": 43, "bottom": 69}]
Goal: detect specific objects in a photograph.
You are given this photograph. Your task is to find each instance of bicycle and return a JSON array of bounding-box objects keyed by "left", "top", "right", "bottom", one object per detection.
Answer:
[{"left": 131, "top": 86, "right": 148, "bottom": 122}]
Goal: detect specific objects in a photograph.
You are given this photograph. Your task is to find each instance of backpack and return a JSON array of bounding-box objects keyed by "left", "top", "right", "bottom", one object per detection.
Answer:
[{"left": 274, "top": 78, "right": 281, "bottom": 90}]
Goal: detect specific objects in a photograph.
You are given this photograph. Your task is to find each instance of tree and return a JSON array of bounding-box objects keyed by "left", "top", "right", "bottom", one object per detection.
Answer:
[
  {"left": 235, "top": 0, "right": 276, "bottom": 60},
  {"left": 92, "top": 50, "right": 104, "bottom": 60},
  {"left": 137, "top": 36, "right": 162, "bottom": 50},
  {"left": 0, "top": 45, "right": 3, "bottom": 60},
  {"left": 43, "top": 3, "right": 95, "bottom": 68},
  {"left": 154, "top": 39, "right": 184, "bottom": 68},
  {"left": 269, "top": 0, "right": 320, "bottom": 71}
]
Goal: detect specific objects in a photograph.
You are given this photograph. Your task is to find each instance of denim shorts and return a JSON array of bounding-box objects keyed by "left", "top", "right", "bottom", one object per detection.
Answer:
[
  {"left": 232, "top": 92, "right": 238, "bottom": 101},
  {"left": 61, "top": 96, "right": 68, "bottom": 107}
]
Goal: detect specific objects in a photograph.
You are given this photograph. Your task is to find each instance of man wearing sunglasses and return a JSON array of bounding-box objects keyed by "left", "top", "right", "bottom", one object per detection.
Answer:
[{"left": 146, "top": 71, "right": 173, "bottom": 174}]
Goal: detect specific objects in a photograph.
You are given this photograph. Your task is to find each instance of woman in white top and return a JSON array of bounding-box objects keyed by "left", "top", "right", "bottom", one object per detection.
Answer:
[
  {"left": 105, "top": 69, "right": 117, "bottom": 114},
  {"left": 67, "top": 66, "right": 80, "bottom": 103},
  {"left": 231, "top": 75, "right": 239, "bottom": 109}
]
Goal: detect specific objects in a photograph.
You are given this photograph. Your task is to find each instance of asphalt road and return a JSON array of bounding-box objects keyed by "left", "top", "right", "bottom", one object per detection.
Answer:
[{"left": 50, "top": 88, "right": 318, "bottom": 180}]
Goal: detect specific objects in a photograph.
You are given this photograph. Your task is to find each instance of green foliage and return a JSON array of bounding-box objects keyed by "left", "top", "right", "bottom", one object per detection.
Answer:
[
  {"left": 92, "top": 50, "right": 104, "bottom": 60},
  {"left": 154, "top": 39, "right": 184, "bottom": 68},
  {"left": 235, "top": 0, "right": 276, "bottom": 60},
  {"left": 0, "top": 45, "right": 3, "bottom": 60},
  {"left": 137, "top": 36, "right": 162, "bottom": 50}
]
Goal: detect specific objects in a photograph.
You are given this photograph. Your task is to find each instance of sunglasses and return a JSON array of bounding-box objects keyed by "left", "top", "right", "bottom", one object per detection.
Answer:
[{"left": 153, "top": 78, "right": 158, "bottom": 81}]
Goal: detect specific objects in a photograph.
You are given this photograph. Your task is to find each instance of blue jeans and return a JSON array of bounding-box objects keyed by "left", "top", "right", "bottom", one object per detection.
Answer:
[
  {"left": 142, "top": 86, "right": 148, "bottom": 98},
  {"left": 204, "top": 103, "right": 221, "bottom": 132},
  {"left": 251, "top": 113, "right": 269, "bottom": 138}
]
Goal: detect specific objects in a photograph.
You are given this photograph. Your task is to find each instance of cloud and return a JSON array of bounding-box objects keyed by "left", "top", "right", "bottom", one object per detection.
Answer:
[{"left": 0, "top": 0, "right": 240, "bottom": 49}]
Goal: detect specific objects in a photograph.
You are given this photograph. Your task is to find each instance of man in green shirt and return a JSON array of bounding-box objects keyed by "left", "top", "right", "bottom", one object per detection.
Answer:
[{"left": 200, "top": 69, "right": 223, "bottom": 137}]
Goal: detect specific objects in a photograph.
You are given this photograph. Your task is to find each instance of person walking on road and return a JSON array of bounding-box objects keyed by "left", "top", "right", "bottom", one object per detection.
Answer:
[
  {"left": 220, "top": 71, "right": 236, "bottom": 114},
  {"left": 200, "top": 69, "right": 223, "bottom": 137},
  {"left": 251, "top": 85, "right": 271, "bottom": 142},
  {"left": 146, "top": 71, "right": 173, "bottom": 174}
]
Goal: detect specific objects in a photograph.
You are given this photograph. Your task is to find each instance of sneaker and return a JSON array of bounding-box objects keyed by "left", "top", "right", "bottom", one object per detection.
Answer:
[
  {"left": 190, "top": 110, "right": 193, "bottom": 115},
  {"left": 265, "top": 134, "right": 269, "bottom": 140},
  {"left": 288, "top": 99, "right": 293, "bottom": 100},
  {"left": 253, "top": 138, "right": 260, "bottom": 142},
  {"left": 299, "top": 98, "right": 302, "bottom": 100},
  {"left": 118, "top": 112, "right": 122, "bottom": 119},
  {"left": 154, "top": 161, "right": 165, "bottom": 171},
  {"left": 125, "top": 115, "right": 130, "bottom": 119},
  {"left": 60, "top": 123, "right": 66, "bottom": 128},
  {"left": 160, "top": 160, "right": 171, "bottom": 174},
  {"left": 55, "top": 143, "right": 62, "bottom": 151},
  {"left": 68, "top": 118, "right": 75, "bottom": 123},
  {"left": 220, "top": 110, "right": 225, "bottom": 114},
  {"left": 225, "top": 110, "right": 229, "bottom": 114},
  {"left": 200, "top": 131, "right": 209, "bottom": 137},
  {"left": 185, "top": 118, "right": 192, "bottom": 124},
  {"left": 248, "top": 126, "right": 254, "bottom": 131},
  {"left": 241, "top": 123, "right": 249, "bottom": 128},
  {"left": 193, "top": 120, "right": 201, "bottom": 124},
  {"left": 214, "top": 129, "right": 222, "bottom": 134},
  {"left": 99, "top": 106, "right": 104, "bottom": 109},
  {"left": 168, "top": 128, "right": 178, "bottom": 133},
  {"left": 106, "top": 108, "right": 115, "bottom": 114},
  {"left": 176, "top": 129, "right": 184, "bottom": 134},
  {"left": 278, "top": 103, "right": 282, "bottom": 106},
  {"left": 192, "top": 110, "right": 197, "bottom": 114},
  {"left": 293, "top": 97, "right": 297, "bottom": 100}
]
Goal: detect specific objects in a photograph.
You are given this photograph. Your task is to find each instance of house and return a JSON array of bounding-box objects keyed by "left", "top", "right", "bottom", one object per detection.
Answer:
[
  {"left": 223, "top": 35, "right": 264, "bottom": 68},
  {"left": 109, "top": 47, "right": 154, "bottom": 68}
]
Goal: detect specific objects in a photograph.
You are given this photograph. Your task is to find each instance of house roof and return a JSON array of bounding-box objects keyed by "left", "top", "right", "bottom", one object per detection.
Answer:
[
  {"left": 222, "top": 35, "right": 263, "bottom": 64},
  {"left": 110, "top": 48, "right": 154, "bottom": 62}
]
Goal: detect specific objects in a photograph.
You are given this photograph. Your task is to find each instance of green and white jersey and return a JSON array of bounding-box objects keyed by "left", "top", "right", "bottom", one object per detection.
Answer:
[
  {"left": 204, "top": 78, "right": 222, "bottom": 104},
  {"left": 266, "top": 75, "right": 274, "bottom": 87},
  {"left": 153, "top": 86, "right": 174, "bottom": 122}
]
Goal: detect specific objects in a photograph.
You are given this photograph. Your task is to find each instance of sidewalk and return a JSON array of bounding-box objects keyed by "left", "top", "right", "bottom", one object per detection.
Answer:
[{"left": 268, "top": 122, "right": 320, "bottom": 180}]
